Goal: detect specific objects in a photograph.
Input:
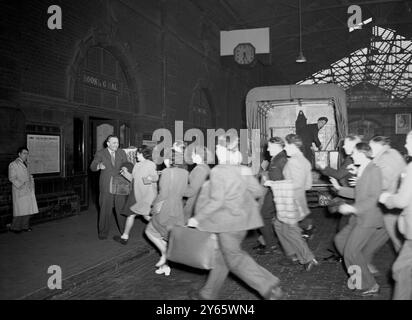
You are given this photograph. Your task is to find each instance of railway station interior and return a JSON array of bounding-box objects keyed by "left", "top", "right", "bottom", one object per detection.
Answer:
[{"left": 1, "top": 0, "right": 412, "bottom": 301}]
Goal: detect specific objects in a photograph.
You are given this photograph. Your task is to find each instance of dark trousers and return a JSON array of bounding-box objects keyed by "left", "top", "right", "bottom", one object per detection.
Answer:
[
  {"left": 259, "top": 191, "right": 278, "bottom": 247},
  {"left": 98, "top": 192, "right": 126, "bottom": 237},
  {"left": 11, "top": 215, "right": 30, "bottom": 231},
  {"left": 274, "top": 219, "right": 315, "bottom": 264},
  {"left": 299, "top": 215, "right": 314, "bottom": 230},
  {"left": 325, "top": 214, "right": 350, "bottom": 255},
  {"left": 324, "top": 197, "right": 351, "bottom": 256},
  {"left": 335, "top": 220, "right": 385, "bottom": 290}
]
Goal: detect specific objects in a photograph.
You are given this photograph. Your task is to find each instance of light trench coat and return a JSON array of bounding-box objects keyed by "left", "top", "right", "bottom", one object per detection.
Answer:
[{"left": 8, "top": 158, "right": 39, "bottom": 217}]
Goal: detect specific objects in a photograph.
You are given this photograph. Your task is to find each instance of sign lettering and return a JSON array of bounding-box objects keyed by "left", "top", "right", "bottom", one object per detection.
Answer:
[{"left": 82, "top": 73, "right": 119, "bottom": 93}]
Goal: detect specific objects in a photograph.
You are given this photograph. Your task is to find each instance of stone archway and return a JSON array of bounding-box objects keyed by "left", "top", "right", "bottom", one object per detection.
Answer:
[
  {"left": 349, "top": 118, "right": 383, "bottom": 140},
  {"left": 188, "top": 80, "right": 217, "bottom": 128},
  {"left": 66, "top": 27, "right": 141, "bottom": 113}
]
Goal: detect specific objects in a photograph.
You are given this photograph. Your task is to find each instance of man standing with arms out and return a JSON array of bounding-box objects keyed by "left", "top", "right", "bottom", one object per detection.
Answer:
[
  {"left": 90, "top": 135, "right": 129, "bottom": 240},
  {"left": 301, "top": 117, "right": 328, "bottom": 166},
  {"left": 255, "top": 137, "right": 288, "bottom": 255},
  {"left": 8, "top": 147, "right": 38, "bottom": 233}
]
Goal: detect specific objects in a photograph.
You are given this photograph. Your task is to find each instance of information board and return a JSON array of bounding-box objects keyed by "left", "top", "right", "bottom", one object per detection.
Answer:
[{"left": 27, "top": 134, "right": 60, "bottom": 174}]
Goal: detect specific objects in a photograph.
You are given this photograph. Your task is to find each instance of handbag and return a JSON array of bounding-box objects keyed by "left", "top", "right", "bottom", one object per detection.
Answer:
[
  {"left": 110, "top": 176, "right": 131, "bottom": 195},
  {"left": 167, "top": 225, "right": 217, "bottom": 270}
]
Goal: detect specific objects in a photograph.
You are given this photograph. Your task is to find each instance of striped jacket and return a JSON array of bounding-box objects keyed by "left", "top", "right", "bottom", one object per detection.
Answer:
[{"left": 265, "top": 180, "right": 306, "bottom": 225}]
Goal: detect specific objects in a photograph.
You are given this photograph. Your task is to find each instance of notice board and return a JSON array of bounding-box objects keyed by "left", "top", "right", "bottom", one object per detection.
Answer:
[{"left": 27, "top": 134, "right": 60, "bottom": 174}]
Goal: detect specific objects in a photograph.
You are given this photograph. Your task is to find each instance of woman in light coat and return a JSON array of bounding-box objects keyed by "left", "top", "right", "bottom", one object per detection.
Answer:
[
  {"left": 8, "top": 147, "right": 38, "bottom": 233},
  {"left": 380, "top": 130, "right": 412, "bottom": 299},
  {"left": 114, "top": 145, "right": 158, "bottom": 244}
]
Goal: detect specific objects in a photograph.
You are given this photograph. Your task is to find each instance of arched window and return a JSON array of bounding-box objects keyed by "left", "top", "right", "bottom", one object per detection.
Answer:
[
  {"left": 349, "top": 119, "right": 383, "bottom": 140},
  {"left": 189, "top": 88, "right": 213, "bottom": 128},
  {"left": 72, "top": 47, "right": 133, "bottom": 112}
]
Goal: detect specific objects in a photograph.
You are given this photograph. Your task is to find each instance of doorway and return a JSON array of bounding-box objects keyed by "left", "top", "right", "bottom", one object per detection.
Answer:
[{"left": 88, "top": 117, "right": 117, "bottom": 208}]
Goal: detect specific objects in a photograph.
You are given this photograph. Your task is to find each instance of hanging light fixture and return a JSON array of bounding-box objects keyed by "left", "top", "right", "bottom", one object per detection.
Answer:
[{"left": 296, "top": 0, "right": 307, "bottom": 63}]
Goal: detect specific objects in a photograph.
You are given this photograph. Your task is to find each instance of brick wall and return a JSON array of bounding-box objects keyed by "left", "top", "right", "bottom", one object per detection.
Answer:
[
  {"left": 2, "top": 0, "right": 261, "bottom": 131},
  {"left": 0, "top": 0, "right": 264, "bottom": 226},
  {"left": 0, "top": 177, "right": 80, "bottom": 232}
]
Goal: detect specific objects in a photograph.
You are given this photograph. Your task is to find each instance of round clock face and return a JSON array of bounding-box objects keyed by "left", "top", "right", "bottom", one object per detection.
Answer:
[{"left": 233, "top": 43, "right": 256, "bottom": 65}]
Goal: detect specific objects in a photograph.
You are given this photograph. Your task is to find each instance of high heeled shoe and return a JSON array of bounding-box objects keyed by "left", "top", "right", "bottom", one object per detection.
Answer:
[
  {"left": 155, "top": 255, "right": 167, "bottom": 268},
  {"left": 155, "top": 265, "right": 171, "bottom": 276}
]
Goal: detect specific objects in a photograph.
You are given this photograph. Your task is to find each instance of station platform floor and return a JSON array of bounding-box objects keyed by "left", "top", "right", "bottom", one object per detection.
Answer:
[{"left": 0, "top": 206, "right": 397, "bottom": 300}]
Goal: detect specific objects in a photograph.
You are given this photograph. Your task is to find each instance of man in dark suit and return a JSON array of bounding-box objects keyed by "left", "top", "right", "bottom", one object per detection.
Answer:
[
  {"left": 90, "top": 135, "right": 129, "bottom": 239},
  {"left": 301, "top": 117, "right": 328, "bottom": 166},
  {"left": 316, "top": 135, "right": 361, "bottom": 261},
  {"left": 255, "top": 137, "right": 288, "bottom": 255},
  {"left": 332, "top": 142, "right": 384, "bottom": 296}
]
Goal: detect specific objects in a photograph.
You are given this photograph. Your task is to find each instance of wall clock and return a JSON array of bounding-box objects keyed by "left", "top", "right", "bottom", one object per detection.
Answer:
[{"left": 233, "top": 42, "right": 256, "bottom": 65}]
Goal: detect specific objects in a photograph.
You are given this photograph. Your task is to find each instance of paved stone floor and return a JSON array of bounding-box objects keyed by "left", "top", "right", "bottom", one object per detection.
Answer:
[{"left": 50, "top": 208, "right": 396, "bottom": 300}]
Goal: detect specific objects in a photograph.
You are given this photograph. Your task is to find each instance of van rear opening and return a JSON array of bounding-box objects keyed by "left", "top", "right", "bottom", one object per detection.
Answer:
[{"left": 246, "top": 84, "right": 348, "bottom": 207}]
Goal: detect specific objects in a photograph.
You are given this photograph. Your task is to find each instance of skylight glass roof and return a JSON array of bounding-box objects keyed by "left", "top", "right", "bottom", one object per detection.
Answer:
[{"left": 297, "top": 26, "right": 412, "bottom": 99}]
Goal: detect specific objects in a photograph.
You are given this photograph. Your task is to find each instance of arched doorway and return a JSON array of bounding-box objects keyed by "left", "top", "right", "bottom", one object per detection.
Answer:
[
  {"left": 348, "top": 119, "right": 383, "bottom": 140},
  {"left": 189, "top": 87, "right": 215, "bottom": 129},
  {"left": 69, "top": 43, "right": 137, "bottom": 208},
  {"left": 72, "top": 46, "right": 135, "bottom": 115}
]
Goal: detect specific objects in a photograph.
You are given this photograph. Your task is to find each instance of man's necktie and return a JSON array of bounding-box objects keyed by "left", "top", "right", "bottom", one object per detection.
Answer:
[{"left": 110, "top": 151, "right": 115, "bottom": 166}]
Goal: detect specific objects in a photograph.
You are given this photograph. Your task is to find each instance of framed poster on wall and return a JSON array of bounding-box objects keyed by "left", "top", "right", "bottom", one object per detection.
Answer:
[
  {"left": 395, "top": 114, "right": 411, "bottom": 134},
  {"left": 27, "top": 134, "right": 61, "bottom": 174}
]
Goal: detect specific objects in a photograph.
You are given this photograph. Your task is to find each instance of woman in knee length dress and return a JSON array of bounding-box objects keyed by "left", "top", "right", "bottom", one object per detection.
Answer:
[
  {"left": 114, "top": 145, "right": 158, "bottom": 244},
  {"left": 145, "top": 151, "right": 189, "bottom": 276}
]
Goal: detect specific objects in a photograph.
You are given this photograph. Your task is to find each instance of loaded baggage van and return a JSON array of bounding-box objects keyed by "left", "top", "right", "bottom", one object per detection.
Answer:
[{"left": 246, "top": 84, "right": 348, "bottom": 207}]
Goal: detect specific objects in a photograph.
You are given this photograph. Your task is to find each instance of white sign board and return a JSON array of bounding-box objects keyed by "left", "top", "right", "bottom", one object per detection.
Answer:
[
  {"left": 220, "top": 27, "right": 270, "bottom": 56},
  {"left": 27, "top": 134, "right": 60, "bottom": 174}
]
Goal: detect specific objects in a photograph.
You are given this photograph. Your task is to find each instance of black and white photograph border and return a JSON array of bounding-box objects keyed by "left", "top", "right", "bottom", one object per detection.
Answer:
[{"left": 0, "top": 0, "right": 412, "bottom": 308}]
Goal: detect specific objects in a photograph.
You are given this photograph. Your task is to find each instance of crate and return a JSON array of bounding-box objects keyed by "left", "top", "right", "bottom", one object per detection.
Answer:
[{"left": 314, "top": 150, "right": 340, "bottom": 169}]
